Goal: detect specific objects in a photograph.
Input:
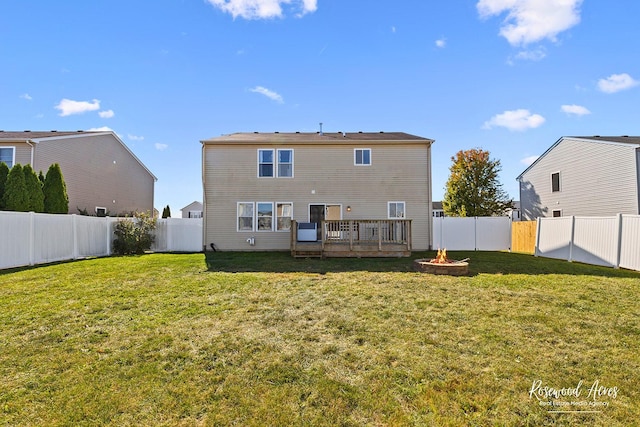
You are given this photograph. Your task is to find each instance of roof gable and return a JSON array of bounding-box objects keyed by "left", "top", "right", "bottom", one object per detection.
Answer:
[
  {"left": 516, "top": 136, "right": 640, "bottom": 180},
  {"left": 0, "top": 130, "right": 156, "bottom": 181}
]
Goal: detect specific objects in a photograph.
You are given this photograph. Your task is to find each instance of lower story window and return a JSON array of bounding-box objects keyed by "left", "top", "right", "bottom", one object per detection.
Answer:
[
  {"left": 388, "top": 201, "right": 405, "bottom": 218},
  {"left": 257, "top": 202, "right": 273, "bottom": 231},
  {"left": 277, "top": 202, "right": 293, "bottom": 231},
  {"left": 238, "top": 202, "right": 254, "bottom": 231},
  {"left": 552, "top": 210, "right": 562, "bottom": 218}
]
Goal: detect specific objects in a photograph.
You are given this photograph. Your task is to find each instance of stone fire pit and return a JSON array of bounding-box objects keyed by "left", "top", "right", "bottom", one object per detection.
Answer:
[{"left": 413, "top": 249, "right": 470, "bottom": 276}]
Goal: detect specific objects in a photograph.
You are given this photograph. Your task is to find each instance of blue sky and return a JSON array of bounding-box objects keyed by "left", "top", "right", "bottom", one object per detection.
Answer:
[{"left": 2, "top": 0, "right": 639, "bottom": 214}]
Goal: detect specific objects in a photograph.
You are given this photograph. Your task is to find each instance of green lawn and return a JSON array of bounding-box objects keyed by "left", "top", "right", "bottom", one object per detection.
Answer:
[{"left": 1, "top": 252, "right": 638, "bottom": 426}]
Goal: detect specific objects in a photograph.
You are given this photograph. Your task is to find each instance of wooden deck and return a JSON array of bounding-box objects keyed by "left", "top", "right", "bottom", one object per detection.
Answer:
[{"left": 291, "top": 219, "right": 412, "bottom": 258}]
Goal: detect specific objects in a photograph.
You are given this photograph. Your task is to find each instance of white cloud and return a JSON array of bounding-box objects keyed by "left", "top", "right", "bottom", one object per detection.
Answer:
[
  {"left": 55, "top": 98, "right": 101, "bottom": 116},
  {"left": 561, "top": 104, "right": 591, "bottom": 116},
  {"left": 482, "top": 109, "right": 546, "bottom": 131},
  {"left": 477, "top": 0, "right": 582, "bottom": 46},
  {"left": 597, "top": 73, "right": 639, "bottom": 94},
  {"left": 128, "top": 134, "right": 144, "bottom": 141},
  {"left": 391, "top": 26, "right": 396, "bottom": 33},
  {"left": 20, "top": 93, "right": 33, "bottom": 101},
  {"left": 514, "top": 46, "right": 546, "bottom": 61},
  {"left": 155, "top": 143, "right": 169, "bottom": 151},
  {"left": 250, "top": 86, "right": 284, "bottom": 103},
  {"left": 206, "top": 0, "right": 317, "bottom": 20},
  {"left": 435, "top": 38, "right": 446, "bottom": 48},
  {"left": 86, "top": 126, "right": 114, "bottom": 132},
  {"left": 521, "top": 155, "right": 539, "bottom": 166},
  {"left": 99, "top": 109, "right": 115, "bottom": 119}
]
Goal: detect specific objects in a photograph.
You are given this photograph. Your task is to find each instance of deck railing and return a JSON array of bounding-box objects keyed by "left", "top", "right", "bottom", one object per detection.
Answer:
[
  {"left": 291, "top": 219, "right": 411, "bottom": 257},
  {"left": 323, "top": 219, "right": 411, "bottom": 247}
]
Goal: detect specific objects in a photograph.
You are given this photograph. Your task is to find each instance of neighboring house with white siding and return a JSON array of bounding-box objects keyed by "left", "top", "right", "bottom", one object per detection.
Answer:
[
  {"left": 0, "top": 130, "right": 156, "bottom": 215},
  {"left": 517, "top": 136, "right": 640, "bottom": 220},
  {"left": 181, "top": 201, "right": 203, "bottom": 218},
  {"left": 201, "top": 131, "right": 434, "bottom": 253}
]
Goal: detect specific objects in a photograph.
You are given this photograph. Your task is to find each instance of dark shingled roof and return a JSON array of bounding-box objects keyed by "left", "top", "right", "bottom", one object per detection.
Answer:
[
  {"left": 0, "top": 130, "right": 100, "bottom": 140},
  {"left": 202, "top": 131, "right": 433, "bottom": 144},
  {"left": 570, "top": 135, "right": 640, "bottom": 145}
]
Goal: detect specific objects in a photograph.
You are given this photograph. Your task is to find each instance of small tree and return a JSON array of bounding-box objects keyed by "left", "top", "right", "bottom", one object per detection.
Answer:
[
  {"left": 113, "top": 211, "right": 157, "bottom": 255},
  {"left": 0, "top": 162, "right": 9, "bottom": 210},
  {"left": 43, "top": 163, "right": 69, "bottom": 214},
  {"left": 23, "top": 164, "right": 45, "bottom": 213},
  {"left": 162, "top": 205, "right": 171, "bottom": 218},
  {"left": 443, "top": 148, "right": 513, "bottom": 217},
  {"left": 3, "top": 164, "right": 30, "bottom": 212}
]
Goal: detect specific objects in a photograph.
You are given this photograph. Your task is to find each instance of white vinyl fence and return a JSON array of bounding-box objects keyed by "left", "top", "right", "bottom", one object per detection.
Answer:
[
  {"left": 0, "top": 211, "right": 203, "bottom": 270},
  {"left": 432, "top": 216, "right": 512, "bottom": 251},
  {"left": 536, "top": 214, "right": 640, "bottom": 271}
]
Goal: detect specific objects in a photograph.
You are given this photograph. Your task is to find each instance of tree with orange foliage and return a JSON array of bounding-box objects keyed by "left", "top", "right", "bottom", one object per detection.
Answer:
[{"left": 443, "top": 148, "right": 513, "bottom": 217}]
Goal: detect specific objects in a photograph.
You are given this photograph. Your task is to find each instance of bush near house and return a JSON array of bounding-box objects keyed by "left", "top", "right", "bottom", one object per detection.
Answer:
[
  {"left": 42, "top": 163, "right": 69, "bottom": 214},
  {"left": 0, "top": 162, "right": 9, "bottom": 209},
  {"left": 2, "top": 164, "right": 30, "bottom": 212},
  {"left": 112, "top": 211, "right": 157, "bottom": 255},
  {"left": 23, "top": 164, "right": 44, "bottom": 213}
]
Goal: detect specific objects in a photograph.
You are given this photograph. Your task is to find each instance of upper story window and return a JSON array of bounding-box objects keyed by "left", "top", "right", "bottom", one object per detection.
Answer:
[
  {"left": 258, "top": 149, "right": 274, "bottom": 177},
  {"left": 354, "top": 148, "right": 371, "bottom": 166},
  {"left": 0, "top": 147, "right": 15, "bottom": 168},
  {"left": 388, "top": 201, "right": 406, "bottom": 218},
  {"left": 258, "top": 148, "right": 294, "bottom": 178},
  {"left": 277, "top": 149, "right": 293, "bottom": 177},
  {"left": 551, "top": 172, "right": 561, "bottom": 192}
]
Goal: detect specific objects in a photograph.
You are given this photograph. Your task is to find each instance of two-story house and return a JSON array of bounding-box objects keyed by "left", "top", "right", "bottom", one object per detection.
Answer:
[
  {"left": 517, "top": 136, "right": 640, "bottom": 220},
  {"left": 0, "top": 130, "right": 156, "bottom": 215},
  {"left": 201, "top": 131, "right": 434, "bottom": 255}
]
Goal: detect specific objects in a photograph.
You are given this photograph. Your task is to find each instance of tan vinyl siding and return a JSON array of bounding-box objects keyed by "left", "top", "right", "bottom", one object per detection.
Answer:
[
  {"left": 204, "top": 140, "right": 432, "bottom": 250},
  {"left": 0, "top": 142, "right": 32, "bottom": 167},
  {"left": 33, "top": 134, "right": 154, "bottom": 215},
  {"left": 520, "top": 138, "right": 639, "bottom": 219}
]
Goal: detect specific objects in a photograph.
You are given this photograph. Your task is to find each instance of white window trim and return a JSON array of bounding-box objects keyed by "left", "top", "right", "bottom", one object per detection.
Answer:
[
  {"left": 387, "top": 201, "right": 406, "bottom": 219},
  {"left": 551, "top": 171, "right": 561, "bottom": 192},
  {"left": 552, "top": 209, "right": 562, "bottom": 218},
  {"left": 257, "top": 149, "right": 275, "bottom": 178},
  {"left": 276, "top": 202, "right": 293, "bottom": 232},
  {"left": 354, "top": 148, "right": 372, "bottom": 166},
  {"left": 237, "top": 202, "right": 255, "bottom": 232},
  {"left": 256, "top": 201, "right": 274, "bottom": 232},
  {"left": 95, "top": 206, "right": 107, "bottom": 217},
  {"left": 276, "top": 149, "right": 294, "bottom": 178},
  {"left": 189, "top": 210, "right": 202, "bottom": 219},
  {"left": 0, "top": 146, "right": 16, "bottom": 168}
]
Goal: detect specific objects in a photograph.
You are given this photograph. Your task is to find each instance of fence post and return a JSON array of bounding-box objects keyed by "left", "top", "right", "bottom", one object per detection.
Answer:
[
  {"left": 29, "top": 212, "right": 36, "bottom": 266},
  {"left": 568, "top": 216, "right": 576, "bottom": 262},
  {"left": 615, "top": 213, "right": 623, "bottom": 269},
  {"left": 72, "top": 214, "right": 79, "bottom": 260},
  {"left": 534, "top": 217, "right": 541, "bottom": 257},
  {"left": 474, "top": 216, "right": 478, "bottom": 251},
  {"left": 106, "top": 217, "right": 112, "bottom": 256}
]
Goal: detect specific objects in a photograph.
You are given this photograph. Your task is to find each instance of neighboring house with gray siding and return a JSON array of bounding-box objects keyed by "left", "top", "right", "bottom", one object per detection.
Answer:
[
  {"left": 0, "top": 130, "right": 156, "bottom": 215},
  {"left": 517, "top": 136, "right": 640, "bottom": 220},
  {"left": 201, "top": 131, "right": 434, "bottom": 251},
  {"left": 181, "top": 201, "right": 203, "bottom": 218}
]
